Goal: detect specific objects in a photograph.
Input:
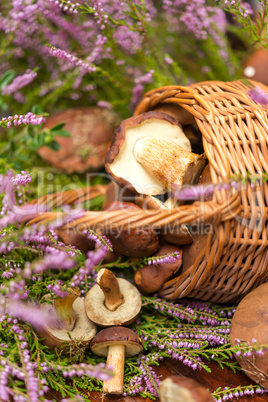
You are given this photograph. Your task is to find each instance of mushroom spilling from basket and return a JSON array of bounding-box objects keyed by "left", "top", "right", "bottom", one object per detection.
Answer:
[
  {"left": 159, "top": 376, "right": 214, "bottom": 402},
  {"left": 35, "top": 287, "right": 97, "bottom": 349},
  {"left": 102, "top": 201, "right": 159, "bottom": 258},
  {"left": 105, "top": 111, "right": 206, "bottom": 199},
  {"left": 85, "top": 268, "right": 142, "bottom": 327},
  {"left": 230, "top": 282, "right": 268, "bottom": 388},
  {"left": 134, "top": 244, "right": 183, "bottom": 294},
  {"left": 102, "top": 110, "right": 209, "bottom": 292}
]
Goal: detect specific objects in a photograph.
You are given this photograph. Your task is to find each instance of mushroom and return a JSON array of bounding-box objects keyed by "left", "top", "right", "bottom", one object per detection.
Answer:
[
  {"left": 159, "top": 376, "right": 214, "bottom": 402},
  {"left": 133, "top": 136, "right": 206, "bottom": 193},
  {"left": 230, "top": 282, "right": 268, "bottom": 388},
  {"left": 102, "top": 201, "right": 159, "bottom": 258},
  {"left": 153, "top": 104, "right": 195, "bottom": 126},
  {"left": 38, "top": 107, "right": 119, "bottom": 174},
  {"left": 134, "top": 194, "right": 193, "bottom": 246},
  {"left": 161, "top": 224, "right": 193, "bottom": 246},
  {"left": 105, "top": 111, "right": 194, "bottom": 196},
  {"left": 56, "top": 227, "right": 95, "bottom": 254},
  {"left": 36, "top": 287, "right": 97, "bottom": 349},
  {"left": 134, "top": 244, "right": 183, "bottom": 294},
  {"left": 85, "top": 268, "right": 142, "bottom": 327},
  {"left": 176, "top": 164, "right": 213, "bottom": 271},
  {"left": 90, "top": 327, "right": 143, "bottom": 394},
  {"left": 103, "top": 181, "right": 136, "bottom": 209},
  {"left": 243, "top": 49, "right": 268, "bottom": 86}
]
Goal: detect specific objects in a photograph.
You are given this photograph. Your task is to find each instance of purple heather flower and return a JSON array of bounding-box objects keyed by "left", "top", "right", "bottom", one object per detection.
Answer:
[
  {"left": 113, "top": 26, "right": 142, "bottom": 55},
  {"left": 48, "top": 0, "right": 80, "bottom": 14},
  {"left": 97, "top": 100, "right": 112, "bottom": 109},
  {"left": 2, "top": 70, "right": 37, "bottom": 96},
  {"left": 0, "top": 113, "right": 46, "bottom": 128},
  {"left": 148, "top": 251, "right": 180, "bottom": 265},
  {"left": 49, "top": 46, "right": 96, "bottom": 74},
  {"left": 164, "top": 56, "right": 174, "bottom": 65},
  {"left": 249, "top": 86, "right": 268, "bottom": 106},
  {"left": 173, "top": 183, "right": 215, "bottom": 200},
  {"left": 33, "top": 249, "right": 76, "bottom": 273},
  {"left": 6, "top": 301, "right": 57, "bottom": 329}
]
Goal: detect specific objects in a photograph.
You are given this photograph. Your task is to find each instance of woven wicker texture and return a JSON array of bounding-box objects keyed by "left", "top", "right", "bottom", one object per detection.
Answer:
[{"left": 28, "top": 79, "right": 268, "bottom": 304}]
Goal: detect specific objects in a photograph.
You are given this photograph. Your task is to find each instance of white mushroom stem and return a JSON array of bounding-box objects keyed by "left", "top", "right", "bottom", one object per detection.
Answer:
[
  {"left": 103, "top": 344, "right": 125, "bottom": 394},
  {"left": 134, "top": 137, "right": 206, "bottom": 191},
  {"left": 53, "top": 287, "right": 80, "bottom": 331},
  {"left": 97, "top": 268, "right": 123, "bottom": 311}
]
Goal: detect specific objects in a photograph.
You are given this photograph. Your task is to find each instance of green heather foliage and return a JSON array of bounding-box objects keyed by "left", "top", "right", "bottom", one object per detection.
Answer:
[{"left": 0, "top": 0, "right": 268, "bottom": 401}]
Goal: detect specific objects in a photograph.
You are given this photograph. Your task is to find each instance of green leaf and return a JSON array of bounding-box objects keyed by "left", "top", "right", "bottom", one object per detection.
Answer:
[
  {"left": 31, "top": 104, "right": 43, "bottom": 115},
  {"left": 51, "top": 129, "right": 70, "bottom": 137},
  {"left": 0, "top": 70, "right": 15, "bottom": 89},
  {"left": 51, "top": 123, "right": 65, "bottom": 131},
  {"left": 47, "top": 141, "right": 61, "bottom": 151}
]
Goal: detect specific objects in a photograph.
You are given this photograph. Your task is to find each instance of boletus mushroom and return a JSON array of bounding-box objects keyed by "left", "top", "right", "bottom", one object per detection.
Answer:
[
  {"left": 159, "top": 376, "right": 214, "bottom": 402},
  {"left": 90, "top": 327, "right": 143, "bottom": 394},
  {"left": 134, "top": 244, "right": 182, "bottom": 295},
  {"left": 230, "top": 282, "right": 268, "bottom": 388},
  {"left": 56, "top": 227, "right": 95, "bottom": 254},
  {"left": 102, "top": 201, "right": 159, "bottom": 258},
  {"left": 85, "top": 268, "right": 142, "bottom": 326},
  {"left": 243, "top": 49, "right": 268, "bottom": 86},
  {"left": 105, "top": 111, "right": 207, "bottom": 197},
  {"left": 36, "top": 287, "right": 97, "bottom": 349},
  {"left": 38, "top": 107, "right": 118, "bottom": 174}
]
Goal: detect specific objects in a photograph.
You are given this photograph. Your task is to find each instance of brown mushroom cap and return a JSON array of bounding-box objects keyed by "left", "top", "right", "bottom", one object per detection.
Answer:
[
  {"left": 38, "top": 107, "right": 118, "bottom": 174},
  {"left": 102, "top": 201, "right": 159, "bottom": 258},
  {"left": 85, "top": 277, "right": 142, "bottom": 327},
  {"left": 153, "top": 104, "right": 195, "bottom": 126},
  {"left": 56, "top": 227, "right": 95, "bottom": 254},
  {"left": 230, "top": 282, "right": 268, "bottom": 387},
  {"left": 105, "top": 111, "right": 191, "bottom": 196},
  {"left": 160, "top": 376, "right": 214, "bottom": 402},
  {"left": 90, "top": 327, "right": 143, "bottom": 357},
  {"left": 103, "top": 181, "right": 135, "bottom": 209},
  {"left": 134, "top": 244, "right": 183, "bottom": 294},
  {"left": 161, "top": 224, "right": 193, "bottom": 246},
  {"left": 36, "top": 297, "right": 97, "bottom": 349},
  {"left": 176, "top": 164, "right": 212, "bottom": 271},
  {"left": 243, "top": 49, "right": 268, "bottom": 86}
]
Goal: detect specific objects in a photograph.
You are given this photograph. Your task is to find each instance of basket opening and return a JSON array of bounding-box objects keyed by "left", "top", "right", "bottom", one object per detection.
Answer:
[
  {"left": 153, "top": 103, "right": 204, "bottom": 154},
  {"left": 183, "top": 123, "right": 204, "bottom": 155}
]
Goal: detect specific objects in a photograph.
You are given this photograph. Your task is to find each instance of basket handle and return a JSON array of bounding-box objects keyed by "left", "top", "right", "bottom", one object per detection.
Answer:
[{"left": 25, "top": 194, "right": 241, "bottom": 231}]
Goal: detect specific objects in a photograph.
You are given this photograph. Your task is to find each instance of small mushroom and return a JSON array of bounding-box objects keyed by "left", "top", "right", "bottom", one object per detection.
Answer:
[
  {"left": 135, "top": 194, "right": 193, "bottom": 246},
  {"left": 103, "top": 181, "right": 136, "bottom": 209},
  {"left": 230, "top": 282, "right": 268, "bottom": 388},
  {"left": 105, "top": 111, "right": 192, "bottom": 196},
  {"left": 102, "top": 201, "right": 159, "bottom": 258},
  {"left": 85, "top": 268, "right": 142, "bottom": 326},
  {"left": 90, "top": 327, "right": 143, "bottom": 394},
  {"left": 161, "top": 224, "right": 193, "bottom": 246},
  {"left": 36, "top": 287, "right": 97, "bottom": 349},
  {"left": 243, "top": 49, "right": 268, "bottom": 86},
  {"left": 56, "top": 228, "right": 95, "bottom": 254},
  {"left": 177, "top": 164, "right": 213, "bottom": 271},
  {"left": 159, "top": 376, "right": 214, "bottom": 402},
  {"left": 134, "top": 244, "right": 182, "bottom": 294},
  {"left": 38, "top": 107, "right": 118, "bottom": 174}
]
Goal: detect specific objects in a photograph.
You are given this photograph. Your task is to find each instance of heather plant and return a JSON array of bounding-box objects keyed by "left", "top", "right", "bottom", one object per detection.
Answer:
[
  {"left": 0, "top": 170, "right": 268, "bottom": 400},
  {"left": 1, "top": 0, "right": 268, "bottom": 401}
]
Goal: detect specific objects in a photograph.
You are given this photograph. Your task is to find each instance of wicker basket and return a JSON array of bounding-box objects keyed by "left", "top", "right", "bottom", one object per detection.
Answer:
[{"left": 29, "top": 79, "right": 268, "bottom": 304}]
